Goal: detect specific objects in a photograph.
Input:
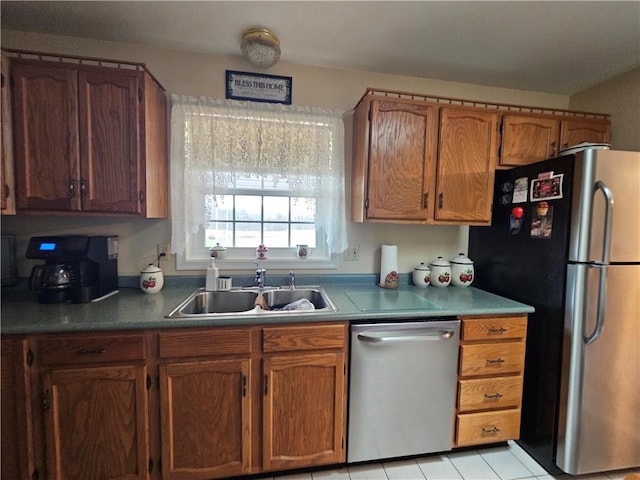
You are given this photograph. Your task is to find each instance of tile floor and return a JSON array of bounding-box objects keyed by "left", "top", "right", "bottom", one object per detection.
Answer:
[{"left": 268, "top": 441, "right": 640, "bottom": 480}]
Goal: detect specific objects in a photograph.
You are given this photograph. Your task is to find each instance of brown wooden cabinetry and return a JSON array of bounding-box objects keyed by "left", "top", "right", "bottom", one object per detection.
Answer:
[
  {"left": 500, "top": 113, "right": 561, "bottom": 167},
  {"left": 1, "top": 337, "right": 35, "bottom": 480},
  {"left": 1, "top": 55, "right": 16, "bottom": 214},
  {"left": 157, "top": 328, "right": 254, "bottom": 480},
  {"left": 436, "top": 106, "right": 498, "bottom": 223},
  {"left": 352, "top": 94, "right": 497, "bottom": 225},
  {"left": 559, "top": 117, "right": 610, "bottom": 150},
  {"left": 455, "top": 315, "right": 527, "bottom": 447},
  {"left": 35, "top": 332, "right": 151, "bottom": 480},
  {"left": 9, "top": 53, "right": 168, "bottom": 217},
  {"left": 500, "top": 113, "right": 610, "bottom": 167},
  {"left": 261, "top": 323, "right": 347, "bottom": 472}
]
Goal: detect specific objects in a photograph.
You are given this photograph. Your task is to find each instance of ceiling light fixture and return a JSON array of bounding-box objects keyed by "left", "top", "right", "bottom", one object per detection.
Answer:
[{"left": 240, "top": 27, "right": 281, "bottom": 68}]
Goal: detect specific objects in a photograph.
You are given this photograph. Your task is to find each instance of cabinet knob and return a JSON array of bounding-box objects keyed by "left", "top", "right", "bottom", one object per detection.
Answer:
[{"left": 69, "top": 178, "right": 76, "bottom": 198}]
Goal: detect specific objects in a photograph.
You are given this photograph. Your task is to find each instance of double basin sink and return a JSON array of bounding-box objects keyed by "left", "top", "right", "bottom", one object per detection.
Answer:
[{"left": 166, "top": 286, "right": 337, "bottom": 318}]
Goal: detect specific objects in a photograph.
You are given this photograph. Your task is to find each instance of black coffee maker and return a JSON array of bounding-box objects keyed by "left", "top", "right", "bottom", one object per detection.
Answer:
[{"left": 27, "top": 235, "right": 119, "bottom": 303}]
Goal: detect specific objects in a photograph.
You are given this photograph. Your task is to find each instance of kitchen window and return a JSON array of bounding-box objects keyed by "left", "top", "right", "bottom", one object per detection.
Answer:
[{"left": 170, "top": 94, "right": 347, "bottom": 270}]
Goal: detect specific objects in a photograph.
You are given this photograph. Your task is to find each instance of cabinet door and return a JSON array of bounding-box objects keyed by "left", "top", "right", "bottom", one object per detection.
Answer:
[
  {"left": 42, "top": 365, "right": 150, "bottom": 480},
  {"left": 500, "top": 114, "right": 560, "bottom": 166},
  {"left": 560, "top": 118, "right": 610, "bottom": 150},
  {"left": 366, "top": 99, "right": 438, "bottom": 221},
  {"left": 79, "top": 70, "right": 142, "bottom": 214},
  {"left": 1, "top": 338, "right": 34, "bottom": 480},
  {"left": 159, "top": 359, "right": 252, "bottom": 480},
  {"left": 263, "top": 353, "right": 345, "bottom": 471},
  {"left": 12, "top": 62, "right": 81, "bottom": 211},
  {"left": 436, "top": 107, "right": 498, "bottom": 224},
  {"left": 1, "top": 55, "right": 16, "bottom": 214}
]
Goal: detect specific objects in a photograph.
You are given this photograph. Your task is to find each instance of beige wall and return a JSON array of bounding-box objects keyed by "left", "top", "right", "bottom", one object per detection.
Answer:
[
  {"left": 569, "top": 67, "right": 640, "bottom": 151},
  {"left": 2, "top": 29, "right": 629, "bottom": 279}
]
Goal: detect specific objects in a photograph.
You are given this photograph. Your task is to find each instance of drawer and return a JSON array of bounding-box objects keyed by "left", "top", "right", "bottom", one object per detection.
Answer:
[
  {"left": 461, "top": 316, "right": 527, "bottom": 341},
  {"left": 38, "top": 333, "right": 146, "bottom": 366},
  {"left": 458, "top": 376, "right": 523, "bottom": 412},
  {"left": 262, "top": 323, "right": 346, "bottom": 353},
  {"left": 158, "top": 328, "right": 252, "bottom": 358},
  {"left": 456, "top": 409, "right": 521, "bottom": 447},
  {"left": 459, "top": 342, "right": 525, "bottom": 377}
]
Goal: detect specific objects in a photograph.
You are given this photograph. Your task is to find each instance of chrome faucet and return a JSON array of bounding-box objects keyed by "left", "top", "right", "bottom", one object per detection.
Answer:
[
  {"left": 254, "top": 264, "right": 266, "bottom": 292},
  {"left": 288, "top": 271, "right": 296, "bottom": 290}
]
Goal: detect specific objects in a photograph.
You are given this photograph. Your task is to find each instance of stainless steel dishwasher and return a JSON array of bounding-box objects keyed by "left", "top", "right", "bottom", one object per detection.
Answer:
[{"left": 347, "top": 319, "right": 460, "bottom": 463}]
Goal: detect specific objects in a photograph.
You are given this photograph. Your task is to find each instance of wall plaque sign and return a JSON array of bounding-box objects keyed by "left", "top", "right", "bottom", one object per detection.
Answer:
[{"left": 226, "top": 70, "right": 292, "bottom": 104}]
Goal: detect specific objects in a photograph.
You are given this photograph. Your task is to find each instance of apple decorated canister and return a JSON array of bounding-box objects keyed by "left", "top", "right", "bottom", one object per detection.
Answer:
[
  {"left": 412, "top": 262, "right": 431, "bottom": 288},
  {"left": 450, "top": 253, "right": 474, "bottom": 287},
  {"left": 429, "top": 257, "right": 451, "bottom": 287},
  {"left": 140, "top": 264, "right": 164, "bottom": 294}
]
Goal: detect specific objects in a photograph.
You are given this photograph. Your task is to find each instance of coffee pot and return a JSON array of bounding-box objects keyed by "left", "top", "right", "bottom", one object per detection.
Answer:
[{"left": 29, "top": 263, "right": 73, "bottom": 303}]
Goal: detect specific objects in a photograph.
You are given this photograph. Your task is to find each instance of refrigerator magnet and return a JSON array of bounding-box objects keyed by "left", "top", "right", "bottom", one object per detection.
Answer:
[
  {"left": 510, "top": 206, "right": 524, "bottom": 235},
  {"left": 530, "top": 204, "right": 554, "bottom": 239},
  {"left": 512, "top": 177, "right": 528, "bottom": 203},
  {"left": 531, "top": 173, "right": 564, "bottom": 201}
]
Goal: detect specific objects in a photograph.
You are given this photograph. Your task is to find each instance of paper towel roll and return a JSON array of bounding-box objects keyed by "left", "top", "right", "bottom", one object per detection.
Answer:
[{"left": 379, "top": 244, "right": 398, "bottom": 287}]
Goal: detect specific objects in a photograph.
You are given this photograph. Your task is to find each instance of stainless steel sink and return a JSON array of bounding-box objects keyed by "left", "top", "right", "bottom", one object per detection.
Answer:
[{"left": 166, "top": 286, "right": 337, "bottom": 318}]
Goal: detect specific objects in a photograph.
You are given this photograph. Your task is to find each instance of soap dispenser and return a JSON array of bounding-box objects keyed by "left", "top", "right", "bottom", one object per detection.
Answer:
[{"left": 205, "top": 253, "right": 219, "bottom": 291}]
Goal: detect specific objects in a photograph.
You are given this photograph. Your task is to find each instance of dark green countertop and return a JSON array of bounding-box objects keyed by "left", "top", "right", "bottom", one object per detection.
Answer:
[{"left": 0, "top": 279, "right": 534, "bottom": 335}]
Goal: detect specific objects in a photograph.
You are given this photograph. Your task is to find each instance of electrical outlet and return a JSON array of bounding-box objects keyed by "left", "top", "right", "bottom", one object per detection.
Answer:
[
  {"left": 343, "top": 245, "right": 360, "bottom": 261},
  {"left": 157, "top": 243, "right": 169, "bottom": 262}
]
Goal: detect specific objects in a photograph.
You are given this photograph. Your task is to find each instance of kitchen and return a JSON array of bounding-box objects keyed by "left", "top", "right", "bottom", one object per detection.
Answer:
[{"left": 1, "top": 2, "right": 640, "bottom": 480}]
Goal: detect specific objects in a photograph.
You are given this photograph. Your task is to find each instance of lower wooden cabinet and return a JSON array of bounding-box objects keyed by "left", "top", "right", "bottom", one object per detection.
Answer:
[
  {"left": 42, "top": 365, "right": 150, "bottom": 480},
  {"left": 157, "top": 328, "right": 254, "bottom": 480},
  {"left": 1, "top": 337, "right": 34, "bottom": 479},
  {"left": 455, "top": 315, "right": 527, "bottom": 447},
  {"left": 263, "top": 352, "right": 346, "bottom": 471},
  {"left": 35, "top": 332, "right": 151, "bottom": 480}
]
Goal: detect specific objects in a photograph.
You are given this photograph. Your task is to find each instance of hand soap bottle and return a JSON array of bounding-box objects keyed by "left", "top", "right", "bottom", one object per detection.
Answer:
[{"left": 205, "top": 254, "right": 219, "bottom": 291}]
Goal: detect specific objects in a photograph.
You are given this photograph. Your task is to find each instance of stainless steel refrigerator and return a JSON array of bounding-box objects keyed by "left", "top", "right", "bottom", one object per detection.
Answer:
[{"left": 468, "top": 148, "right": 640, "bottom": 475}]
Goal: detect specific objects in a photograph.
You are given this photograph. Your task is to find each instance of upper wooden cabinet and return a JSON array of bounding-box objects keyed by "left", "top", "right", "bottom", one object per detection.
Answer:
[
  {"left": 1, "top": 55, "right": 16, "bottom": 215},
  {"left": 500, "top": 113, "right": 561, "bottom": 167},
  {"left": 499, "top": 113, "right": 610, "bottom": 167},
  {"left": 352, "top": 94, "right": 497, "bottom": 225},
  {"left": 436, "top": 106, "right": 498, "bottom": 223},
  {"left": 354, "top": 98, "right": 437, "bottom": 222},
  {"left": 559, "top": 117, "right": 610, "bottom": 150},
  {"left": 9, "top": 52, "right": 168, "bottom": 218}
]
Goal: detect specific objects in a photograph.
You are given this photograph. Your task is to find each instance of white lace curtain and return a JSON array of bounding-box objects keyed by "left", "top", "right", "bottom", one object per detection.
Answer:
[{"left": 170, "top": 94, "right": 348, "bottom": 256}]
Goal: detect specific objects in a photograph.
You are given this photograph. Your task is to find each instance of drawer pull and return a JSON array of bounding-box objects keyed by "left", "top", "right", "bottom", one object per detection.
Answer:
[
  {"left": 482, "top": 426, "right": 501, "bottom": 434},
  {"left": 486, "top": 358, "right": 505, "bottom": 364},
  {"left": 487, "top": 327, "right": 507, "bottom": 334},
  {"left": 78, "top": 348, "right": 106, "bottom": 355},
  {"left": 484, "top": 393, "right": 503, "bottom": 399}
]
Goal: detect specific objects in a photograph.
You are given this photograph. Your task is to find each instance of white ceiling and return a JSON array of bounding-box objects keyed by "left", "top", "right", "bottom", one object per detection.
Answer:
[{"left": 2, "top": 1, "right": 639, "bottom": 95}]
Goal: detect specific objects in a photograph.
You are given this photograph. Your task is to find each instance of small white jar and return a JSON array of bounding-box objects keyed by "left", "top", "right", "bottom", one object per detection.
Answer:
[
  {"left": 451, "top": 253, "right": 474, "bottom": 287},
  {"left": 140, "top": 264, "right": 164, "bottom": 294},
  {"left": 412, "top": 262, "right": 431, "bottom": 288},
  {"left": 211, "top": 243, "right": 227, "bottom": 260},
  {"left": 429, "top": 257, "right": 451, "bottom": 288}
]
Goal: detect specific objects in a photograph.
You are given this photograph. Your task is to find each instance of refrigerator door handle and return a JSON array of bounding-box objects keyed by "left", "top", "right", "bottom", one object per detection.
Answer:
[
  {"left": 584, "top": 264, "right": 607, "bottom": 345},
  {"left": 592, "top": 180, "right": 613, "bottom": 265}
]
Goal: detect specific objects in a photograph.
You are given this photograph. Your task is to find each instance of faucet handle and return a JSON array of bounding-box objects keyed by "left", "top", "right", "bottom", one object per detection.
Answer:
[{"left": 288, "top": 271, "right": 296, "bottom": 289}]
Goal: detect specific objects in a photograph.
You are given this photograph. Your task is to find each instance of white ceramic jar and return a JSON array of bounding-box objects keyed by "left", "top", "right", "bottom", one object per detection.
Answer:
[
  {"left": 429, "top": 257, "right": 451, "bottom": 287},
  {"left": 450, "top": 253, "right": 474, "bottom": 287},
  {"left": 140, "top": 264, "right": 164, "bottom": 294},
  {"left": 412, "top": 262, "right": 431, "bottom": 288}
]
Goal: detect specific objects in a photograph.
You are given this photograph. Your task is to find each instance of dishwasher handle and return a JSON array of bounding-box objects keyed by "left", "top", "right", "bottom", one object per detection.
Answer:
[{"left": 357, "top": 329, "right": 456, "bottom": 343}]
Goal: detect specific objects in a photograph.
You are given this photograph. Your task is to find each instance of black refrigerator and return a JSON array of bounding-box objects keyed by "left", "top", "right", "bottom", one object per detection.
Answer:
[{"left": 468, "top": 148, "right": 640, "bottom": 475}]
